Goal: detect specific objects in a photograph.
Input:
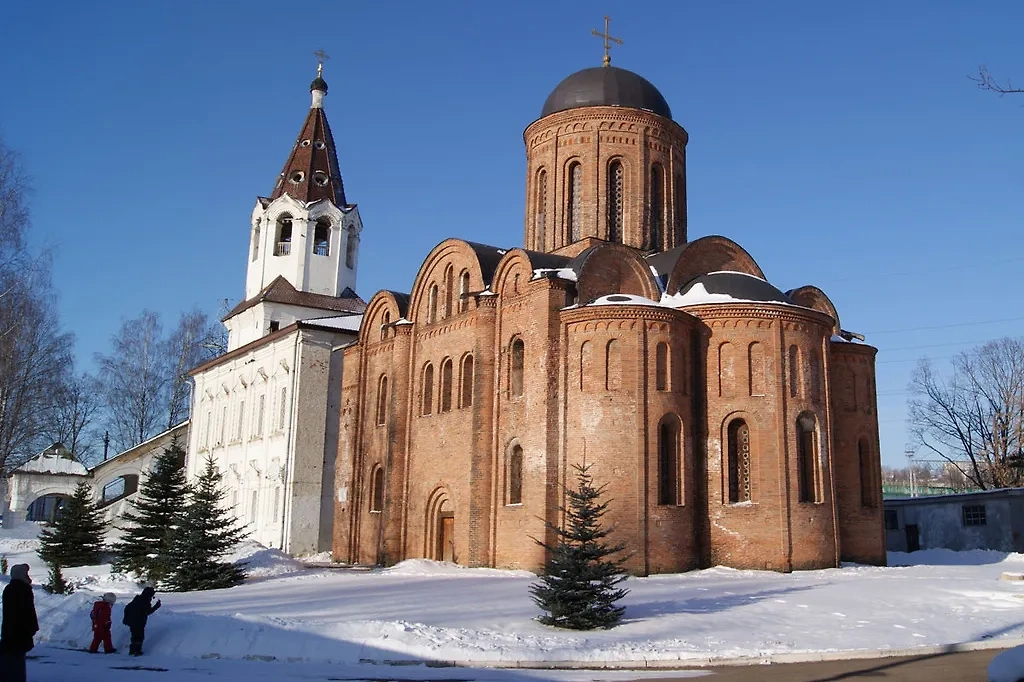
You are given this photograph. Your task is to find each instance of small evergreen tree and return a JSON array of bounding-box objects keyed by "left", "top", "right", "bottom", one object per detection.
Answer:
[
  {"left": 43, "top": 561, "right": 73, "bottom": 594},
  {"left": 112, "top": 437, "right": 188, "bottom": 583},
  {"left": 37, "top": 482, "right": 106, "bottom": 567},
  {"left": 530, "top": 462, "right": 629, "bottom": 630},
  {"left": 164, "top": 454, "right": 248, "bottom": 592}
]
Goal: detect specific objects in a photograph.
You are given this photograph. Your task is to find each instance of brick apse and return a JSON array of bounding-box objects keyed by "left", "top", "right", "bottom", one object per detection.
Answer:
[{"left": 332, "top": 62, "right": 886, "bottom": 574}]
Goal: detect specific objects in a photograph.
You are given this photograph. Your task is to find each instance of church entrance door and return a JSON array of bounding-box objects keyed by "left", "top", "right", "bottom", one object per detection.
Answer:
[{"left": 438, "top": 513, "right": 454, "bottom": 562}]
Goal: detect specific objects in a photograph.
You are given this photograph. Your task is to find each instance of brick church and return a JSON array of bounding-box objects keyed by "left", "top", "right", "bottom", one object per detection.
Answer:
[{"left": 332, "top": 47, "right": 886, "bottom": 574}]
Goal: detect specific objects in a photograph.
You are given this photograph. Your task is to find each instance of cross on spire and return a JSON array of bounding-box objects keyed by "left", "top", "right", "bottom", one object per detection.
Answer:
[
  {"left": 591, "top": 16, "right": 622, "bottom": 67},
  {"left": 313, "top": 48, "right": 330, "bottom": 77}
]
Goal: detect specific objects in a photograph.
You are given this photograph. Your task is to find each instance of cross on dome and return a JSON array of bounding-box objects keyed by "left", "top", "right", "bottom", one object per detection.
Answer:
[{"left": 591, "top": 16, "right": 623, "bottom": 67}]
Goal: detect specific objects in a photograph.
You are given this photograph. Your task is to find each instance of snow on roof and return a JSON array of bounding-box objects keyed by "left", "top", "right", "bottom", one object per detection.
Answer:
[
  {"left": 15, "top": 453, "right": 88, "bottom": 476},
  {"left": 663, "top": 283, "right": 747, "bottom": 307},
  {"left": 587, "top": 294, "right": 662, "bottom": 307},
  {"left": 300, "top": 314, "right": 363, "bottom": 332},
  {"left": 532, "top": 267, "right": 578, "bottom": 282}
]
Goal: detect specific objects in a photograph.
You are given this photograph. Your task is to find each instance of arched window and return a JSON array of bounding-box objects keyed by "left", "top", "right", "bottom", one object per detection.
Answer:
[
  {"left": 421, "top": 364, "right": 434, "bottom": 415},
  {"left": 376, "top": 375, "right": 388, "bottom": 426},
  {"left": 607, "top": 160, "right": 624, "bottom": 243},
  {"left": 458, "top": 270, "right": 470, "bottom": 313},
  {"left": 275, "top": 216, "right": 293, "bottom": 256},
  {"left": 797, "top": 413, "right": 818, "bottom": 503},
  {"left": 859, "top": 438, "right": 875, "bottom": 507},
  {"left": 345, "top": 231, "right": 358, "bottom": 269},
  {"left": 567, "top": 162, "right": 582, "bottom": 242},
  {"left": 536, "top": 169, "right": 548, "bottom": 250},
  {"left": 370, "top": 466, "right": 384, "bottom": 512},
  {"left": 460, "top": 354, "right": 474, "bottom": 408},
  {"left": 650, "top": 164, "right": 664, "bottom": 250},
  {"left": 673, "top": 172, "right": 685, "bottom": 245},
  {"left": 428, "top": 284, "right": 438, "bottom": 323},
  {"left": 440, "top": 358, "right": 453, "bottom": 413},
  {"left": 658, "top": 416, "right": 680, "bottom": 505},
  {"left": 508, "top": 445, "right": 523, "bottom": 504},
  {"left": 251, "top": 222, "right": 261, "bottom": 261},
  {"left": 510, "top": 338, "right": 524, "bottom": 397},
  {"left": 788, "top": 345, "right": 800, "bottom": 398},
  {"left": 748, "top": 342, "right": 766, "bottom": 396},
  {"left": 444, "top": 265, "right": 454, "bottom": 318},
  {"left": 655, "top": 342, "right": 670, "bottom": 392},
  {"left": 727, "top": 419, "right": 751, "bottom": 503},
  {"left": 313, "top": 218, "right": 331, "bottom": 256},
  {"left": 606, "top": 339, "right": 621, "bottom": 391},
  {"left": 380, "top": 311, "right": 391, "bottom": 341}
]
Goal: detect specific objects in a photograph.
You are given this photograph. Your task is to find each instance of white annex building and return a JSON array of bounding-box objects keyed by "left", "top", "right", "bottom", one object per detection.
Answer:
[{"left": 186, "top": 64, "right": 365, "bottom": 555}]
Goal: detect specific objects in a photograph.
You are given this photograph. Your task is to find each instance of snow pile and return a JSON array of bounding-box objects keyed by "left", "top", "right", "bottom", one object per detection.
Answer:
[{"left": 989, "top": 645, "right": 1024, "bottom": 682}]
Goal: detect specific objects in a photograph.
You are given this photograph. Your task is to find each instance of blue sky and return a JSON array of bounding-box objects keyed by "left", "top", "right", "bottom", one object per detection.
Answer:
[{"left": 1, "top": 1, "right": 1022, "bottom": 467}]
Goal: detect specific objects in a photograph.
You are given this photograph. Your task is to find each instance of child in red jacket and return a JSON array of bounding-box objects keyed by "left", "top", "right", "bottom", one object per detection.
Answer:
[{"left": 88, "top": 593, "right": 117, "bottom": 654}]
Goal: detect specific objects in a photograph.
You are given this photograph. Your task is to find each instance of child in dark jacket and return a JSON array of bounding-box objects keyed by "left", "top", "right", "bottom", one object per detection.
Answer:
[
  {"left": 88, "top": 593, "right": 117, "bottom": 653},
  {"left": 122, "top": 587, "right": 160, "bottom": 656}
]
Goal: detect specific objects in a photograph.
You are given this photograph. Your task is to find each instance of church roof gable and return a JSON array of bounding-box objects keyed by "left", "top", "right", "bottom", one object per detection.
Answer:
[{"left": 224, "top": 276, "right": 365, "bottom": 321}]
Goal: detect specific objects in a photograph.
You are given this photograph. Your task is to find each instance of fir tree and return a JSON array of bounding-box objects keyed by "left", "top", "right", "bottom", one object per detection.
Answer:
[
  {"left": 43, "top": 561, "right": 73, "bottom": 594},
  {"left": 112, "top": 437, "right": 188, "bottom": 583},
  {"left": 37, "top": 481, "right": 106, "bottom": 567},
  {"left": 164, "top": 454, "right": 248, "bottom": 592},
  {"left": 530, "top": 462, "right": 629, "bottom": 630}
]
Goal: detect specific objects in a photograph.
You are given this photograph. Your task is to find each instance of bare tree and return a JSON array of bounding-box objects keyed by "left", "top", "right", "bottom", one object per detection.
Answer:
[
  {"left": 0, "top": 138, "right": 29, "bottom": 266},
  {"left": 95, "top": 310, "right": 169, "bottom": 452},
  {"left": 970, "top": 65, "right": 1024, "bottom": 96},
  {"left": 0, "top": 267, "right": 75, "bottom": 473},
  {"left": 908, "top": 337, "right": 1024, "bottom": 489},
  {"left": 44, "top": 373, "right": 99, "bottom": 463},
  {"left": 165, "top": 309, "right": 224, "bottom": 429}
]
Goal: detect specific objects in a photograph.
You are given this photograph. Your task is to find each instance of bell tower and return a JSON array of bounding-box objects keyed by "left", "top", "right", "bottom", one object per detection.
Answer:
[
  {"left": 245, "top": 57, "right": 362, "bottom": 302},
  {"left": 523, "top": 20, "right": 688, "bottom": 256}
]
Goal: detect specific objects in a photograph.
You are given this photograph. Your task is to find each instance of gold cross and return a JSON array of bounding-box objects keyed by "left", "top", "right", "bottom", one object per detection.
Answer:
[
  {"left": 313, "top": 48, "right": 330, "bottom": 77},
  {"left": 591, "top": 16, "right": 622, "bottom": 67}
]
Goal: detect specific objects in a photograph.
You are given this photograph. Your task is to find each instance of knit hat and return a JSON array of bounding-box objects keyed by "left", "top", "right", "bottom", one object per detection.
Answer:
[
  {"left": 102, "top": 593, "right": 116, "bottom": 604},
  {"left": 9, "top": 564, "right": 30, "bottom": 583}
]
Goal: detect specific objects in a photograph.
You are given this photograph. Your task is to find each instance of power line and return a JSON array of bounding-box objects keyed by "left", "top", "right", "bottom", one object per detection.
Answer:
[{"left": 865, "top": 316, "right": 1024, "bottom": 335}]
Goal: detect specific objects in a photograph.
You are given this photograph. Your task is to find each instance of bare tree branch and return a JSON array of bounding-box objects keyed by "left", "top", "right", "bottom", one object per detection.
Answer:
[{"left": 970, "top": 65, "right": 1024, "bottom": 96}]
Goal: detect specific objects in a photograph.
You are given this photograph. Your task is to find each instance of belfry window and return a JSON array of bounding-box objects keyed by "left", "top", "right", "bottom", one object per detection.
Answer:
[
  {"left": 797, "top": 413, "right": 819, "bottom": 503},
  {"left": 313, "top": 219, "right": 330, "bottom": 257},
  {"left": 345, "top": 231, "right": 357, "bottom": 268},
  {"left": 727, "top": 419, "right": 751, "bottom": 503},
  {"left": 508, "top": 445, "right": 523, "bottom": 505},
  {"left": 567, "top": 162, "right": 582, "bottom": 242},
  {"left": 607, "top": 160, "right": 624, "bottom": 243},
  {"left": 251, "top": 223, "right": 261, "bottom": 261},
  {"left": 510, "top": 338, "right": 524, "bottom": 397},
  {"left": 536, "top": 169, "right": 548, "bottom": 250},
  {"left": 274, "top": 216, "right": 293, "bottom": 256},
  {"left": 650, "top": 164, "right": 664, "bottom": 250}
]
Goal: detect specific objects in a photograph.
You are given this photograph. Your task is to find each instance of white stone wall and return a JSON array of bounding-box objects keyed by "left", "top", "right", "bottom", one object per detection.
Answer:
[{"left": 188, "top": 326, "right": 354, "bottom": 555}]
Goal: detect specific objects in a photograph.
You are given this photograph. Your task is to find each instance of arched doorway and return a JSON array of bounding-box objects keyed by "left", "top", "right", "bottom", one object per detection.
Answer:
[{"left": 425, "top": 489, "right": 455, "bottom": 563}]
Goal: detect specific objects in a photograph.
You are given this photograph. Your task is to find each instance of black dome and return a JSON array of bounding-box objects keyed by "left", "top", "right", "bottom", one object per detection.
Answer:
[
  {"left": 541, "top": 66, "right": 672, "bottom": 119},
  {"left": 678, "top": 272, "right": 796, "bottom": 305}
]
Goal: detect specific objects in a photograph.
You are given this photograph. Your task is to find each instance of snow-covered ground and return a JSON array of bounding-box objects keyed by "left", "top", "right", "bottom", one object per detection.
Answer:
[{"left": 2, "top": 524, "right": 1023, "bottom": 681}]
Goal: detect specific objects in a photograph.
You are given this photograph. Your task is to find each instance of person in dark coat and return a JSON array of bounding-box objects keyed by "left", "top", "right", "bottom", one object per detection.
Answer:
[
  {"left": 122, "top": 587, "right": 160, "bottom": 656},
  {"left": 0, "top": 564, "right": 39, "bottom": 682}
]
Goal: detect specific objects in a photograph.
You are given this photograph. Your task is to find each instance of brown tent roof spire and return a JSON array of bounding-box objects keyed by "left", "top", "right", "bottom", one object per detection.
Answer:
[{"left": 270, "top": 64, "right": 347, "bottom": 206}]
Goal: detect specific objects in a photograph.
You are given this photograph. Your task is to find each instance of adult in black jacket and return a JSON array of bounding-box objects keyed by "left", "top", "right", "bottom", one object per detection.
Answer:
[
  {"left": 122, "top": 587, "right": 161, "bottom": 656},
  {"left": 0, "top": 564, "right": 39, "bottom": 682}
]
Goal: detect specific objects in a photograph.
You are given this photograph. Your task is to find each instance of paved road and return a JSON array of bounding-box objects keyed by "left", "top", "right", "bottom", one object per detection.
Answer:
[{"left": 626, "top": 648, "right": 1009, "bottom": 681}]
